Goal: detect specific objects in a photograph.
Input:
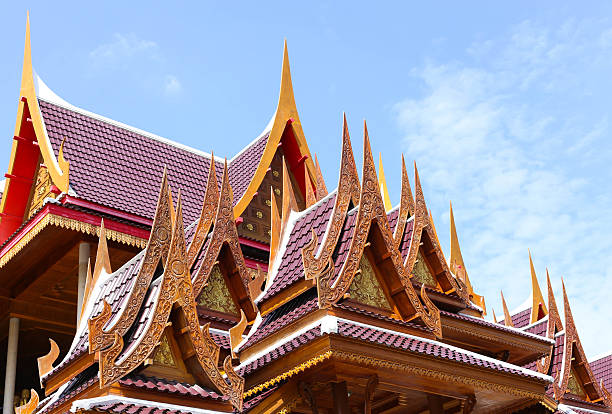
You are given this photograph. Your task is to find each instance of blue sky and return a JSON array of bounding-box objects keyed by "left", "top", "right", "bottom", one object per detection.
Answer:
[{"left": 1, "top": 2, "right": 611, "bottom": 357}]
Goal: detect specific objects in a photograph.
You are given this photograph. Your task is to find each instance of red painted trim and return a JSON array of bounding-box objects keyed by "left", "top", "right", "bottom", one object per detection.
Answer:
[
  {"left": 239, "top": 237, "right": 270, "bottom": 252},
  {"left": 63, "top": 196, "right": 153, "bottom": 227},
  {"left": 0, "top": 204, "right": 51, "bottom": 257},
  {"left": 0, "top": 204, "right": 150, "bottom": 259},
  {"left": 244, "top": 258, "right": 269, "bottom": 272},
  {"left": 4, "top": 174, "right": 33, "bottom": 184}
]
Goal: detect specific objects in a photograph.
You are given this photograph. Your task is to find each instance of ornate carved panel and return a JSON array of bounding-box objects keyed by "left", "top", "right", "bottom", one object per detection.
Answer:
[
  {"left": 28, "top": 163, "right": 56, "bottom": 217},
  {"left": 413, "top": 251, "right": 437, "bottom": 288},
  {"left": 152, "top": 334, "right": 176, "bottom": 367},
  {"left": 347, "top": 256, "right": 391, "bottom": 310},
  {"left": 196, "top": 264, "right": 239, "bottom": 316}
]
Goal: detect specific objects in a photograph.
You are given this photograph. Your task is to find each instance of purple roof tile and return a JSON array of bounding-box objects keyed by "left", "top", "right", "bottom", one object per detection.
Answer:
[
  {"left": 39, "top": 99, "right": 268, "bottom": 224},
  {"left": 261, "top": 193, "right": 337, "bottom": 300},
  {"left": 590, "top": 352, "right": 612, "bottom": 393}
]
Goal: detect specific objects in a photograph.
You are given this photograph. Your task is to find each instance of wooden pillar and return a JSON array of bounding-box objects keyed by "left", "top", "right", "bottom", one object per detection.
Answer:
[
  {"left": 427, "top": 394, "right": 445, "bottom": 414},
  {"left": 332, "top": 381, "right": 350, "bottom": 414},
  {"left": 3, "top": 317, "right": 20, "bottom": 414},
  {"left": 77, "top": 242, "right": 90, "bottom": 322}
]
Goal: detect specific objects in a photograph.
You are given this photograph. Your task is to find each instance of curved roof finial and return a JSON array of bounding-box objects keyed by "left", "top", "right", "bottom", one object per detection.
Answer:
[
  {"left": 501, "top": 291, "right": 514, "bottom": 327},
  {"left": 529, "top": 250, "right": 548, "bottom": 323}
]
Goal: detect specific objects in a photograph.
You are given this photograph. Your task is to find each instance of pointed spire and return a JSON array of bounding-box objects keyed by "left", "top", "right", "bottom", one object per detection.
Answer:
[
  {"left": 378, "top": 153, "right": 392, "bottom": 211},
  {"left": 492, "top": 308, "right": 498, "bottom": 324},
  {"left": 278, "top": 39, "right": 296, "bottom": 110},
  {"left": 428, "top": 209, "right": 441, "bottom": 248},
  {"left": 529, "top": 250, "right": 548, "bottom": 323},
  {"left": 314, "top": 154, "right": 328, "bottom": 200},
  {"left": 393, "top": 154, "right": 414, "bottom": 245},
  {"left": 546, "top": 270, "right": 563, "bottom": 335},
  {"left": 305, "top": 173, "right": 316, "bottom": 208},
  {"left": 561, "top": 278, "right": 574, "bottom": 325},
  {"left": 501, "top": 291, "right": 514, "bottom": 327},
  {"left": 16, "top": 12, "right": 69, "bottom": 192},
  {"left": 449, "top": 202, "right": 472, "bottom": 291},
  {"left": 342, "top": 113, "right": 361, "bottom": 204},
  {"left": 93, "top": 220, "right": 112, "bottom": 286}
]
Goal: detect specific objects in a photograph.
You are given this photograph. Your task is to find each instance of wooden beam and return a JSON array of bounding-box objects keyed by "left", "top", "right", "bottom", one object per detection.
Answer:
[
  {"left": 332, "top": 381, "right": 350, "bottom": 414},
  {"left": 427, "top": 395, "right": 445, "bottom": 414}
]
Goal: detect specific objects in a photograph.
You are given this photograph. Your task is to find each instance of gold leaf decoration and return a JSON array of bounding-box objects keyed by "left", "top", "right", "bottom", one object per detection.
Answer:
[
  {"left": 348, "top": 256, "right": 391, "bottom": 310},
  {"left": 152, "top": 334, "right": 176, "bottom": 367},
  {"left": 413, "top": 252, "right": 437, "bottom": 287},
  {"left": 197, "top": 265, "right": 239, "bottom": 316}
]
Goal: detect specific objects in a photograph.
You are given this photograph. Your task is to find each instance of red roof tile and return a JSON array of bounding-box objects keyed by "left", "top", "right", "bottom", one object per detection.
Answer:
[
  {"left": 524, "top": 318, "right": 548, "bottom": 337},
  {"left": 119, "top": 374, "right": 225, "bottom": 400},
  {"left": 87, "top": 402, "right": 192, "bottom": 414}
]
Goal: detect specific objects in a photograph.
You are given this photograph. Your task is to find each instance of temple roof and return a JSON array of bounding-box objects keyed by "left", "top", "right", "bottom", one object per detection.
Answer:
[{"left": 39, "top": 97, "right": 269, "bottom": 224}]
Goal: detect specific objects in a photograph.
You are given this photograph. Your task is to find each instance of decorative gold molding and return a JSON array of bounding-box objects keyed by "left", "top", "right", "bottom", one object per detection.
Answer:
[
  {"left": 245, "top": 349, "right": 548, "bottom": 401},
  {"left": 89, "top": 171, "right": 173, "bottom": 353},
  {"left": 0, "top": 213, "right": 147, "bottom": 268},
  {"left": 302, "top": 114, "right": 360, "bottom": 280},
  {"left": 244, "top": 351, "right": 333, "bottom": 397},
  {"left": 37, "top": 339, "right": 59, "bottom": 383}
]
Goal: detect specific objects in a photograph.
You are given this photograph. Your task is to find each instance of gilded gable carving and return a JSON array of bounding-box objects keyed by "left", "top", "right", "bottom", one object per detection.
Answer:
[
  {"left": 152, "top": 334, "right": 176, "bottom": 367},
  {"left": 197, "top": 265, "right": 239, "bottom": 316},
  {"left": 413, "top": 251, "right": 437, "bottom": 288},
  {"left": 348, "top": 256, "right": 391, "bottom": 310}
]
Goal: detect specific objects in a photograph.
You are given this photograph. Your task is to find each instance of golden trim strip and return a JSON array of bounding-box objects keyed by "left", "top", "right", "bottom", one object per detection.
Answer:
[{"left": 0, "top": 213, "right": 147, "bottom": 268}]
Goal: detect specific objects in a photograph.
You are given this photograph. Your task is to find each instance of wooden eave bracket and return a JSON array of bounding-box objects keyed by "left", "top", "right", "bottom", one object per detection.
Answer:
[
  {"left": 15, "top": 389, "right": 39, "bottom": 414},
  {"left": 37, "top": 338, "right": 59, "bottom": 385}
]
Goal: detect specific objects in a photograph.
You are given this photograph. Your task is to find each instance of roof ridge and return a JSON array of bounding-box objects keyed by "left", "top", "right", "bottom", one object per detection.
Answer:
[
  {"left": 589, "top": 349, "right": 612, "bottom": 363},
  {"left": 35, "top": 77, "right": 226, "bottom": 162}
]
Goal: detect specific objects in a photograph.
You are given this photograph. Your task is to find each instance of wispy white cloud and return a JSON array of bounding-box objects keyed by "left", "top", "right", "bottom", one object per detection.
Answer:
[
  {"left": 89, "top": 33, "right": 181, "bottom": 97},
  {"left": 394, "top": 19, "right": 612, "bottom": 357},
  {"left": 90, "top": 33, "right": 160, "bottom": 66},
  {"left": 164, "top": 75, "right": 182, "bottom": 95}
]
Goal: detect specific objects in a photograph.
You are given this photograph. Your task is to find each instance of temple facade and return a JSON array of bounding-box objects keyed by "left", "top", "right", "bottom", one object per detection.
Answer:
[{"left": 0, "top": 14, "right": 611, "bottom": 414}]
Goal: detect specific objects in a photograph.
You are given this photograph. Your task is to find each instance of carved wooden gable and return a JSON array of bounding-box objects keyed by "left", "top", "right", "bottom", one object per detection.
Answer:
[
  {"left": 303, "top": 121, "right": 442, "bottom": 337},
  {"left": 553, "top": 281, "right": 611, "bottom": 409}
]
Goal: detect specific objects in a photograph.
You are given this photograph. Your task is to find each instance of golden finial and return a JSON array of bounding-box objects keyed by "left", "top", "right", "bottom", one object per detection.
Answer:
[
  {"left": 37, "top": 339, "right": 59, "bottom": 384},
  {"left": 378, "top": 153, "right": 392, "bottom": 212},
  {"left": 492, "top": 308, "right": 498, "bottom": 323},
  {"left": 14, "top": 389, "right": 38, "bottom": 414},
  {"left": 529, "top": 250, "right": 548, "bottom": 323},
  {"left": 229, "top": 310, "right": 247, "bottom": 358},
  {"left": 92, "top": 220, "right": 112, "bottom": 287},
  {"left": 501, "top": 291, "right": 514, "bottom": 327},
  {"left": 449, "top": 202, "right": 471, "bottom": 291}
]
